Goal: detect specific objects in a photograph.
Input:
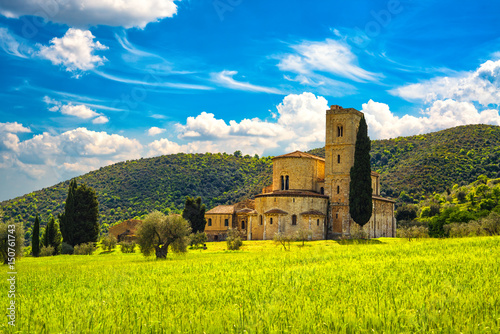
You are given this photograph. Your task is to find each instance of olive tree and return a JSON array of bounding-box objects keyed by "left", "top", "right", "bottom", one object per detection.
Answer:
[
  {"left": 137, "top": 212, "right": 191, "bottom": 259},
  {"left": 0, "top": 219, "right": 24, "bottom": 265}
]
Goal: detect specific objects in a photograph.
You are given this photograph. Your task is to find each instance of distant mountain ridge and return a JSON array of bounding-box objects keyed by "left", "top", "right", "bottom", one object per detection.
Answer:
[{"left": 2, "top": 124, "right": 500, "bottom": 238}]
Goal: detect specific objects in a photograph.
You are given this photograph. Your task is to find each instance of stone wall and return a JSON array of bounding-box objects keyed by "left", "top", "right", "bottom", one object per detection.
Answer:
[
  {"left": 272, "top": 157, "right": 325, "bottom": 192},
  {"left": 252, "top": 194, "right": 328, "bottom": 240}
]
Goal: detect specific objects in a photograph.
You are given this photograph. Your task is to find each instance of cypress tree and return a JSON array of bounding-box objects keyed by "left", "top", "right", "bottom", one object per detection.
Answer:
[
  {"left": 349, "top": 115, "right": 373, "bottom": 227},
  {"left": 73, "top": 183, "right": 100, "bottom": 245},
  {"left": 60, "top": 179, "right": 77, "bottom": 245},
  {"left": 42, "top": 215, "right": 62, "bottom": 255},
  {"left": 60, "top": 180, "right": 99, "bottom": 246},
  {"left": 32, "top": 214, "right": 40, "bottom": 257},
  {"left": 182, "top": 196, "right": 207, "bottom": 233}
]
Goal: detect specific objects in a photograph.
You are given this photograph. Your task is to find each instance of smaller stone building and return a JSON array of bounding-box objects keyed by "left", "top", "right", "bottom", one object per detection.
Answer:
[
  {"left": 204, "top": 199, "right": 255, "bottom": 241},
  {"left": 109, "top": 219, "right": 142, "bottom": 242}
]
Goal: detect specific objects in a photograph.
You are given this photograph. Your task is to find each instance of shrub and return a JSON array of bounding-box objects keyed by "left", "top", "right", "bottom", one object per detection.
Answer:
[
  {"left": 39, "top": 245, "right": 55, "bottom": 257},
  {"left": 101, "top": 235, "right": 117, "bottom": 251},
  {"left": 74, "top": 242, "right": 96, "bottom": 255},
  {"left": 119, "top": 241, "right": 136, "bottom": 253},
  {"left": 61, "top": 242, "right": 74, "bottom": 255},
  {"left": 350, "top": 223, "right": 368, "bottom": 239},
  {"left": 190, "top": 232, "right": 207, "bottom": 249},
  {"left": 226, "top": 228, "right": 242, "bottom": 250},
  {"left": 295, "top": 228, "right": 312, "bottom": 246},
  {"left": 397, "top": 226, "right": 429, "bottom": 241}
]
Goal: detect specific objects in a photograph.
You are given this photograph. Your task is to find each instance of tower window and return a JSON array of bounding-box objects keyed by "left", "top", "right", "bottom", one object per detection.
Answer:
[
  {"left": 280, "top": 175, "right": 284, "bottom": 190},
  {"left": 208, "top": 218, "right": 212, "bottom": 226},
  {"left": 337, "top": 155, "right": 341, "bottom": 163},
  {"left": 336, "top": 213, "right": 338, "bottom": 219},
  {"left": 270, "top": 218, "right": 273, "bottom": 225},
  {"left": 320, "top": 187, "right": 324, "bottom": 195},
  {"left": 337, "top": 185, "right": 340, "bottom": 194},
  {"left": 292, "top": 215, "right": 297, "bottom": 225},
  {"left": 337, "top": 125, "right": 344, "bottom": 137},
  {"left": 285, "top": 175, "right": 289, "bottom": 190}
]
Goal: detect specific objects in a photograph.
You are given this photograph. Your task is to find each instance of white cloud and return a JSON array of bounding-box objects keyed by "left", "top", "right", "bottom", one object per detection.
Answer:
[
  {"left": 92, "top": 116, "right": 109, "bottom": 124},
  {"left": 0, "top": 122, "right": 31, "bottom": 134},
  {"left": 0, "top": 0, "right": 178, "bottom": 29},
  {"left": 44, "top": 96, "right": 109, "bottom": 123},
  {"left": 278, "top": 39, "right": 380, "bottom": 83},
  {"left": 211, "top": 71, "right": 282, "bottom": 94},
  {"left": 171, "top": 92, "right": 329, "bottom": 155},
  {"left": 0, "top": 27, "right": 32, "bottom": 58},
  {"left": 362, "top": 99, "right": 500, "bottom": 139},
  {"left": 10, "top": 128, "right": 143, "bottom": 178},
  {"left": 147, "top": 127, "right": 166, "bottom": 136},
  {"left": 38, "top": 28, "right": 107, "bottom": 74},
  {"left": 391, "top": 59, "right": 500, "bottom": 106}
]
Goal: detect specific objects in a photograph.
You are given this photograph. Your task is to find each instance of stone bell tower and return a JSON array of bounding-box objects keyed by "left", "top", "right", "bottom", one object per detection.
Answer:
[{"left": 325, "top": 105, "right": 363, "bottom": 234}]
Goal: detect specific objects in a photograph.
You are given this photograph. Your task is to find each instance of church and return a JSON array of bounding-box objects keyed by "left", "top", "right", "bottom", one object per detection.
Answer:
[{"left": 204, "top": 105, "right": 396, "bottom": 240}]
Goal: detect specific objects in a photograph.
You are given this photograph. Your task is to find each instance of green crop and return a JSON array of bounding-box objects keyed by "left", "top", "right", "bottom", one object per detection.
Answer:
[{"left": 2, "top": 237, "right": 499, "bottom": 333}]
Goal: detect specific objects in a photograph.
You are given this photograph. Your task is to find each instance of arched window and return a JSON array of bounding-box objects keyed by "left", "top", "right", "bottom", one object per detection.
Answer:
[
  {"left": 270, "top": 218, "right": 273, "bottom": 225},
  {"left": 285, "top": 175, "right": 289, "bottom": 190},
  {"left": 280, "top": 175, "right": 284, "bottom": 190},
  {"left": 260, "top": 215, "right": 263, "bottom": 225},
  {"left": 337, "top": 125, "right": 343, "bottom": 137},
  {"left": 317, "top": 219, "right": 320, "bottom": 226},
  {"left": 241, "top": 220, "right": 245, "bottom": 229},
  {"left": 292, "top": 215, "right": 297, "bottom": 225},
  {"left": 337, "top": 185, "right": 340, "bottom": 194},
  {"left": 337, "top": 155, "right": 341, "bottom": 163},
  {"left": 320, "top": 187, "right": 324, "bottom": 195},
  {"left": 208, "top": 218, "right": 212, "bottom": 226}
]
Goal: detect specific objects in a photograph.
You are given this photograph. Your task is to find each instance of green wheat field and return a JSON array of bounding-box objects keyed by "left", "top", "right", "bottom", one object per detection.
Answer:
[{"left": 2, "top": 237, "right": 500, "bottom": 333}]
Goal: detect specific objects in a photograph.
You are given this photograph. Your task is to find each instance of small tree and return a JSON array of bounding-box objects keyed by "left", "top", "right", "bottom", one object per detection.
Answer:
[
  {"left": 42, "top": 215, "right": 62, "bottom": 255},
  {"left": 101, "top": 235, "right": 117, "bottom": 252},
  {"left": 226, "top": 228, "right": 242, "bottom": 250},
  {"left": 182, "top": 197, "right": 207, "bottom": 233},
  {"left": 0, "top": 220, "right": 24, "bottom": 264},
  {"left": 137, "top": 212, "right": 191, "bottom": 259},
  {"left": 190, "top": 231, "right": 207, "bottom": 249},
  {"left": 349, "top": 115, "right": 372, "bottom": 227},
  {"left": 273, "top": 232, "right": 293, "bottom": 251},
  {"left": 295, "top": 228, "right": 312, "bottom": 246},
  {"left": 32, "top": 214, "right": 41, "bottom": 257}
]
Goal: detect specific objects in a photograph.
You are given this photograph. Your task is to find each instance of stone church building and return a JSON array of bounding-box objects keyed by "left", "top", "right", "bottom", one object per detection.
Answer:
[{"left": 205, "top": 105, "right": 395, "bottom": 240}]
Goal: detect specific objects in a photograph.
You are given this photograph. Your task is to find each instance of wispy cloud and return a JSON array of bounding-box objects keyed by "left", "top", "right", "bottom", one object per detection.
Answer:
[
  {"left": 278, "top": 39, "right": 381, "bottom": 83},
  {"left": 211, "top": 70, "right": 282, "bottom": 94},
  {"left": 94, "top": 70, "right": 214, "bottom": 90},
  {"left": 0, "top": 27, "right": 32, "bottom": 58}
]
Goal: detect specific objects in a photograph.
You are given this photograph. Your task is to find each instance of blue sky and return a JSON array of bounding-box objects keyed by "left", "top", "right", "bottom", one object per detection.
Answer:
[{"left": 1, "top": 0, "right": 500, "bottom": 201}]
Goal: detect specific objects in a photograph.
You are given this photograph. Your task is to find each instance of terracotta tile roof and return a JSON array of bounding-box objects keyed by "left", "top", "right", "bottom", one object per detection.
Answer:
[
  {"left": 273, "top": 150, "right": 325, "bottom": 161},
  {"left": 300, "top": 210, "right": 326, "bottom": 216},
  {"left": 264, "top": 208, "right": 289, "bottom": 215},
  {"left": 206, "top": 205, "right": 235, "bottom": 214}
]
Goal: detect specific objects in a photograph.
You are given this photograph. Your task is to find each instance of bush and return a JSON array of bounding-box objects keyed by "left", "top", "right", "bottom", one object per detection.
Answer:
[
  {"left": 190, "top": 232, "right": 207, "bottom": 249},
  {"left": 350, "top": 223, "right": 368, "bottom": 239},
  {"left": 445, "top": 212, "right": 500, "bottom": 238},
  {"left": 101, "top": 235, "right": 117, "bottom": 251},
  {"left": 226, "top": 228, "right": 242, "bottom": 250},
  {"left": 295, "top": 228, "right": 312, "bottom": 246},
  {"left": 119, "top": 241, "right": 136, "bottom": 253},
  {"left": 74, "top": 242, "right": 96, "bottom": 255},
  {"left": 397, "top": 226, "right": 429, "bottom": 241},
  {"left": 39, "top": 245, "right": 55, "bottom": 257},
  {"left": 61, "top": 242, "right": 74, "bottom": 255}
]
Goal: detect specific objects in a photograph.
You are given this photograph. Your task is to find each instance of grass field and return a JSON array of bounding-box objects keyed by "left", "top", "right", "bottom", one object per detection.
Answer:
[{"left": 2, "top": 237, "right": 500, "bottom": 333}]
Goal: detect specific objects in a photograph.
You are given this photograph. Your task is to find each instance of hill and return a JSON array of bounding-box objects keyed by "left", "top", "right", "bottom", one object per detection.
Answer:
[
  {"left": 309, "top": 124, "right": 500, "bottom": 202},
  {"left": 2, "top": 124, "right": 500, "bottom": 238}
]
